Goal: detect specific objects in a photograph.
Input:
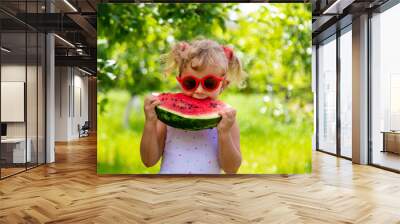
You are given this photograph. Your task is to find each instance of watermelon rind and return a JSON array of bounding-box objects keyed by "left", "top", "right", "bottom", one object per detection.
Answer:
[{"left": 155, "top": 106, "right": 222, "bottom": 131}]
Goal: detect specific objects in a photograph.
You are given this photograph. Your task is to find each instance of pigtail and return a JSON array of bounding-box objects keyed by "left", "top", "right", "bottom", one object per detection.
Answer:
[
  {"left": 225, "top": 47, "right": 247, "bottom": 88},
  {"left": 161, "top": 41, "right": 190, "bottom": 77}
]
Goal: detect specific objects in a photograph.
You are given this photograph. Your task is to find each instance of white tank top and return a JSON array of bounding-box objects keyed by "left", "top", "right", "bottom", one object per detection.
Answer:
[{"left": 159, "top": 126, "right": 221, "bottom": 174}]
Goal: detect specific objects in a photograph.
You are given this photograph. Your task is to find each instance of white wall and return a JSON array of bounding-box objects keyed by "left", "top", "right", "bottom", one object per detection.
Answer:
[
  {"left": 1, "top": 63, "right": 46, "bottom": 164},
  {"left": 1, "top": 65, "right": 25, "bottom": 81},
  {"left": 72, "top": 72, "right": 89, "bottom": 138},
  {"left": 1, "top": 82, "right": 25, "bottom": 122},
  {"left": 55, "top": 66, "right": 69, "bottom": 141},
  {"left": 1, "top": 65, "right": 26, "bottom": 128},
  {"left": 1, "top": 65, "right": 40, "bottom": 137},
  {"left": 55, "top": 67, "right": 89, "bottom": 141}
]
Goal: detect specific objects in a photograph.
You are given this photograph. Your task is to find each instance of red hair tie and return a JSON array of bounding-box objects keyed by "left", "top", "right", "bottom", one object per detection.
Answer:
[
  {"left": 222, "top": 46, "right": 233, "bottom": 61},
  {"left": 180, "top": 42, "right": 189, "bottom": 51}
]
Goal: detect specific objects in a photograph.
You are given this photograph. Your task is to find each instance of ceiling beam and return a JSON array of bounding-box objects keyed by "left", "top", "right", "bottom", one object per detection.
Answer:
[
  {"left": 322, "top": 0, "right": 356, "bottom": 14},
  {"left": 55, "top": 55, "right": 96, "bottom": 72},
  {"left": 67, "top": 13, "right": 97, "bottom": 47}
]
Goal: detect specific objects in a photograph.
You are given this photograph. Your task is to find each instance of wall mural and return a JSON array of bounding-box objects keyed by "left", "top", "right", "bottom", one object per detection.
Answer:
[{"left": 97, "top": 3, "right": 312, "bottom": 174}]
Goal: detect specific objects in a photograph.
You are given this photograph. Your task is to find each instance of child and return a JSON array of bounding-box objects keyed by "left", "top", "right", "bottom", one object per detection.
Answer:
[{"left": 140, "top": 39, "right": 246, "bottom": 174}]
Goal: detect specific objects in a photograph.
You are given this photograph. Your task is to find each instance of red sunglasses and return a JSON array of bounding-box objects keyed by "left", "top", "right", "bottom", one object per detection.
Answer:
[{"left": 177, "top": 74, "right": 225, "bottom": 92}]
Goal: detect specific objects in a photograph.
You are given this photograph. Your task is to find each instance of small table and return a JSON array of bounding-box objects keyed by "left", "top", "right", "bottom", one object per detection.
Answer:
[{"left": 381, "top": 131, "right": 400, "bottom": 154}]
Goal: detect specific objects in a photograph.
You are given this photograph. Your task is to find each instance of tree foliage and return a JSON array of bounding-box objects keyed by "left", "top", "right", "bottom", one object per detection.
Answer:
[
  {"left": 98, "top": 3, "right": 232, "bottom": 94},
  {"left": 97, "top": 3, "right": 312, "bottom": 108}
]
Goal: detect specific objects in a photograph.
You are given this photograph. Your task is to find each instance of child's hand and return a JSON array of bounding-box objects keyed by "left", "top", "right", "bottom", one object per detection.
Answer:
[
  {"left": 144, "top": 95, "right": 161, "bottom": 122},
  {"left": 217, "top": 107, "right": 236, "bottom": 133}
]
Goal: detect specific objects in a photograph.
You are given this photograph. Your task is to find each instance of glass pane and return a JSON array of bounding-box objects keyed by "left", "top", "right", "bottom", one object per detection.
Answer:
[
  {"left": 371, "top": 4, "right": 400, "bottom": 171},
  {"left": 38, "top": 32, "right": 45, "bottom": 165},
  {"left": 27, "top": 30, "right": 38, "bottom": 169},
  {"left": 0, "top": 1, "right": 46, "bottom": 178},
  {"left": 318, "top": 36, "right": 337, "bottom": 154},
  {"left": 340, "top": 29, "right": 352, "bottom": 158},
  {"left": 1, "top": 30, "right": 27, "bottom": 177},
  {"left": 26, "top": 0, "right": 39, "bottom": 169}
]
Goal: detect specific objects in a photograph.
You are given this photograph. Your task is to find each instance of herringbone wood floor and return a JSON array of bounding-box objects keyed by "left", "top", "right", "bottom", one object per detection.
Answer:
[{"left": 1, "top": 135, "right": 400, "bottom": 224}]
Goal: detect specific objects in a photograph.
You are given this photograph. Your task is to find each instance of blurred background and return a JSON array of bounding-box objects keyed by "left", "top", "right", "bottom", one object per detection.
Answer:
[{"left": 97, "top": 3, "right": 312, "bottom": 174}]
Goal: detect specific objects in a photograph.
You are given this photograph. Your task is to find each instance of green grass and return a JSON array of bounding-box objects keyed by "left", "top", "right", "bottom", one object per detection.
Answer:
[{"left": 97, "top": 90, "right": 312, "bottom": 174}]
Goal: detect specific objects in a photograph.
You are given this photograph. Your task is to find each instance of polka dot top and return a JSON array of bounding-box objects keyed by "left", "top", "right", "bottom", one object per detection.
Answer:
[{"left": 159, "top": 125, "right": 221, "bottom": 174}]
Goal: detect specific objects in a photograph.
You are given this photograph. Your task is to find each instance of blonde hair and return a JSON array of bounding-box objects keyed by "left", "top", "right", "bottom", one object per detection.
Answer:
[{"left": 161, "top": 39, "right": 247, "bottom": 88}]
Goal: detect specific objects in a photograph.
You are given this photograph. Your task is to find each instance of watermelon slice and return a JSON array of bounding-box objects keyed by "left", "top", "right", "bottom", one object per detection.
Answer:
[{"left": 154, "top": 93, "right": 228, "bottom": 131}]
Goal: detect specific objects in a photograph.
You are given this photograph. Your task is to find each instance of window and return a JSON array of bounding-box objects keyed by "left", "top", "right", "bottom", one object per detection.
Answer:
[
  {"left": 0, "top": 1, "right": 46, "bottom": 179},
  {"left": 317, "top": 35, "right": 337, "bottom": 154},
  {"left": 339, "top": 27, "right": 352, "bottom": 158},
  {"left": 370, "top": 3, "right": 400, "bottom": 171}
]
